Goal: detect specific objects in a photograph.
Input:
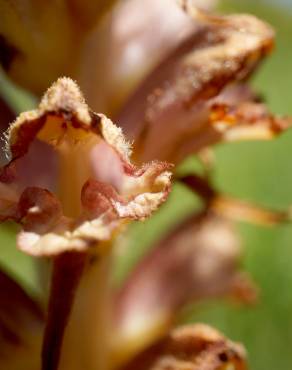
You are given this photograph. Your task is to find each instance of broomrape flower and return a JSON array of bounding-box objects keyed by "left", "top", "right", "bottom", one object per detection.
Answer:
[
  {"left": 0, "top": 1, "right": 291, "bottom": 370},
  {"left": 0, "top": 77, "right": 172, "bottom": 370}
]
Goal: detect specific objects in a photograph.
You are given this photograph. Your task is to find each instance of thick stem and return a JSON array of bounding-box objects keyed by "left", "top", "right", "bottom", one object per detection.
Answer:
[
  {"left": 42, "top": 249, "right": 112, "bottom": 370},
  {"left": 57, "top": 252, "right": 111, "bottom": 370},
  {"left": 41, "top": 252, "right": 86, "bottom": 370}
]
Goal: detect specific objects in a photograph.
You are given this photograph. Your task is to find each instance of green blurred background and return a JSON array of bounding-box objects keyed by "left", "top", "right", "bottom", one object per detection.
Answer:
[
  {"left": 1, "top": 0, "right": 292, "bottom": 369},
  {"left": 192, "top": 1, "right": 292, "bottom": 369},
  {"left": 118, "top": 2, "right": 292, "bottom": 369}
]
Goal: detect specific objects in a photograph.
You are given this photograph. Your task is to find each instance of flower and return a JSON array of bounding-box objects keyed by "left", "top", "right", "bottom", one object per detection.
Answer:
[
  {"left": 0, "top": 76, "right": 172, "bottom": 370},
  {"left": 0, "top": 77, "right": 171, "bottom": 255},
  {"left": 0, "top": 1, "right": 291, "bottom": 370}
]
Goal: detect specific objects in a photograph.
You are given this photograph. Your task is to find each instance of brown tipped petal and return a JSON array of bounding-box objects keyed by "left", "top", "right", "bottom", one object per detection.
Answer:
[
  {"left": 0, "top": 78, "right": 172, "bottom": 257},
  {"left": 83, "top": 0, "right": 198, "bottom": 113},
  {"left": 121, "top": 324, "right": 246, "bottom": 370},
  {"left": 117, "top": 10, "right": 275, "bottom": 163},
  {"left": 113, "top": 212, "right": 244, "bottom": 365},
  {"left": 0, "top": 268, "right": 44, "bottom": 370},
  {"left": 209, "top": 101, "right": 292, "bottom": 142}
]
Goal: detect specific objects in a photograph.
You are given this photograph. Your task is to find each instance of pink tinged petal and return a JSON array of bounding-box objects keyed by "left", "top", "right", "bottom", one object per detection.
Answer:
[
  {"left": 0, "top": 183, "right": 19, "bottom": 221},
  {"left": 8, "top": 140, "right": 58, "bottom": 192},
  {"left": 89, "top": 141, "right": 125, "bottom": 189},
  {"left": 117, "top": 10, "right": 285, "bottom": 164},
  {"left": 81, "top": 0, "right": 217, "bottom": 113},
  {"left": 0, "top": 268, "right": 44, "bottom": 370},
  {"left": 17, "top": 187, "right": 63, "bottom": 233},
  {"left": 113, "top": 212, "right": 251, "bottom": 364},
  {"left": 0, "top": 77, "right": 172, "bottom": 256},
  {"left": 82, "top": 167, "right": 172, "bottom": 221}
]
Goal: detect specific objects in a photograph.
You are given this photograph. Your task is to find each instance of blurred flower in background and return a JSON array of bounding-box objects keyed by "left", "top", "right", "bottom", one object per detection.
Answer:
[{"left": 0, "top": 1, "right": 292, "bottom": 370}]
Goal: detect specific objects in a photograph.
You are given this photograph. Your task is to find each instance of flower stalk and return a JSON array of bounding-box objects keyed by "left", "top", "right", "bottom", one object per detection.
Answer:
[
  {"left": 47, "top": 251, "right": 112, "bottom": 370},
  {"left": 179, "top": 174, "right": 292, "bottom": 226},
  {"left": 42, "top": 252, "right": 87, "bottom": 370}
]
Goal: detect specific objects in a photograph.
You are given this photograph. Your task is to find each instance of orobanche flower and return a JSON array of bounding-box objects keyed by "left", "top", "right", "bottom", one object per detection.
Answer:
[
  {"left": 0, "top": 78, "right": 245, "bottom": 370},
  {"left": 0, "top": 77, "right": 171, "bottom": 255},
  {"left": 0, "top": 76, "right": 172, "bottom": 370},
  {"left": 0, "top": 1, "right": 292, "bottom": 370}
]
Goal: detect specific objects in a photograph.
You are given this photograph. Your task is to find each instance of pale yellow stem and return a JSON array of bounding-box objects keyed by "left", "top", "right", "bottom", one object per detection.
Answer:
[
  {"left": 111, "top": 314, "right": 171, "bottom": 370},
  {"left": 57, "top": 252, "right": 111, "bottom": 370},
  {"left": 213, "top": 195, "right": 292, "bottom": 226}
]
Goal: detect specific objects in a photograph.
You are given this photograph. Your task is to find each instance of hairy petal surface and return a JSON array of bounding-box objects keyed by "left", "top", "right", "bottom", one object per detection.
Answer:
[
  {"left": 0, "top": 96, "right": 15, "bottom": 167},
  {"left": 0, "top": 78, "right": 172, "bottom": 256}
]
